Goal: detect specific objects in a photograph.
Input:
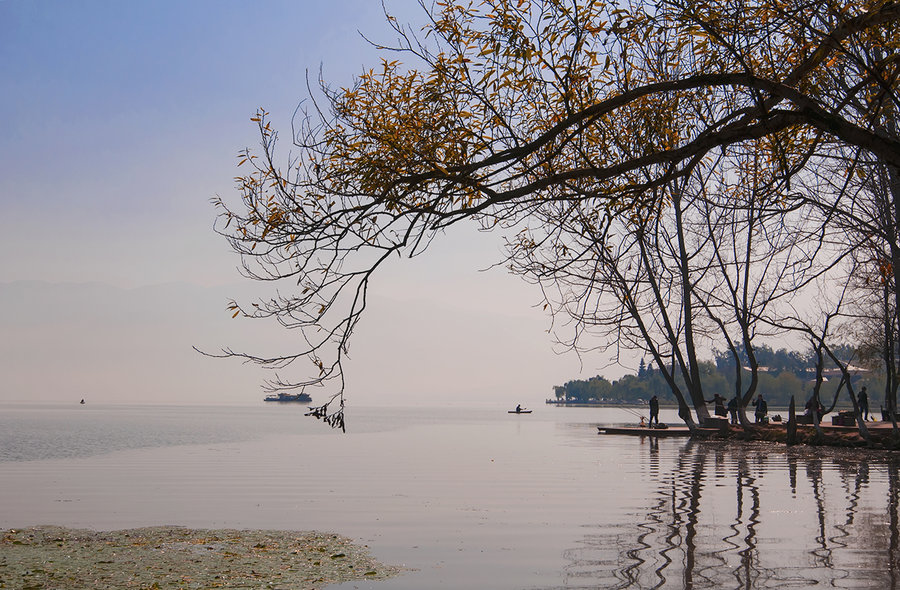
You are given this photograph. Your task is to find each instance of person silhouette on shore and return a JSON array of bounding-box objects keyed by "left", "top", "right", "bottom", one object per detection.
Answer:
[
  {"left": 858, "top": 387, "right": 869, "bottom": 421},
  {"left": 706, "top": 393, "right": 727, "bottom": 417},
  {"left": 648, "top": 395, "right": 659, "bottom": 428},
  {"left": 727, "top": 396, "right": 739, "bottom": 425},
  {"left": 754, "top": 394, "right": 768, "bottom": 423}
]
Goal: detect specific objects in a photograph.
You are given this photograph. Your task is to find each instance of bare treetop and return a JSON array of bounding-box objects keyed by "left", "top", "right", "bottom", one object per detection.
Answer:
[{"left": 211, "top": 1, "right": 900, "bottom": 430}]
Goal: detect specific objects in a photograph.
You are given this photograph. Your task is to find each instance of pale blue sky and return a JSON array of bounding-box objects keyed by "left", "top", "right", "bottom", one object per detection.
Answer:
[
  {"left": 1, "top": 0, "right": 397, "bottom": 287},
  {"left": 0, "top": 1, "right": 593, "bottom": 407}
]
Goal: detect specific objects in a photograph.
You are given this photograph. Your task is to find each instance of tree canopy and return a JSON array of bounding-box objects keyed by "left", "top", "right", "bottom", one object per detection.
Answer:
[{"left": 213, "top": 0, "right": 900, "bottom": 431}]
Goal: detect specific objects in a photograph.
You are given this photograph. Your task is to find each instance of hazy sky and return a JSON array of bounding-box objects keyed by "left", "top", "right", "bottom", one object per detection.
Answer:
[{"left": 0, "top": 0, "right": 608, "bottom": 408}]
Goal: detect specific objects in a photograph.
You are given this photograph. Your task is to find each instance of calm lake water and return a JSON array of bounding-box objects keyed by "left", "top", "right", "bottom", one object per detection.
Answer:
[{"left": 2, "top": 402, "right": 899, "bottom": 589}]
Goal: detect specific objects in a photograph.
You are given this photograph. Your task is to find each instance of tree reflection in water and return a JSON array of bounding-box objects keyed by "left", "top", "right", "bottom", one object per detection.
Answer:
[{"left": 561, "top": 439, "right": 900, "bottom": 589}]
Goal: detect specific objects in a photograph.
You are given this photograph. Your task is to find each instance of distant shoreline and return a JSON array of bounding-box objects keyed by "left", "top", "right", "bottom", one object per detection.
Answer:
[
  {"left": 545, "top": 400, "right": 856, "bottom": 412},
  {"left": 545, "top": 400, "right": 690, "bottom": 409}
]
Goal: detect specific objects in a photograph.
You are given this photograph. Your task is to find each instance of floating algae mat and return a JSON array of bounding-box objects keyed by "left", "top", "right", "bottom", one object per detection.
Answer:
[{"left": 0, "top": 526, "right": 405, "bottom": 589}]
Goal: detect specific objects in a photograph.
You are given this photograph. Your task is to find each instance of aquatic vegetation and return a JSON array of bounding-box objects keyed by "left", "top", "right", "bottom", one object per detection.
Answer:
[{"left": 0, "top": 526, "right": 405, "bottom": 589}]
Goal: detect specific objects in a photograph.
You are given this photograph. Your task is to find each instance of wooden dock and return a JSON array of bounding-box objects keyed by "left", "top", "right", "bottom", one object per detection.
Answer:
[{"left": 597, "top": 425, "right": 722, "bottom": 438}]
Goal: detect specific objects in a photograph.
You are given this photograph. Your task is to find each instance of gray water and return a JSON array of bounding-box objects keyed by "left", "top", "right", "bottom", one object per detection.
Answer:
[{"left": 1, "top": 402, "right": 899, "bottom": 589}]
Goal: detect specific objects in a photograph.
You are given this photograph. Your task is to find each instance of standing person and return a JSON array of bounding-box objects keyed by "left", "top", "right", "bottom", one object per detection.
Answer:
[
  {"left": 805, "top": 395, "right": 825, "bottom": 417},
  {"left": 706, "top": 393, "right": 727, "bottom": 418},
  {"left": 727, "top": 396, "right": 739, "bottom": 425},
  {"left": 754, "top": 394, "right": 768, "bottom": 424},
  {"left": 858, "top": 387, "right": 869, "bottom": 421},
  {"left": 648, "top": 395, "right": 659, "bottom": 428}
]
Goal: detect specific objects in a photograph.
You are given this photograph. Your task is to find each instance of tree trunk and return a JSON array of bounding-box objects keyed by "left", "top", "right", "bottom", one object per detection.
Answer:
[
  {"left": 674, "top": 190, "right": 709, "bottom": 424},
  {"left": 887, "top": 160, "right": 900, "bottom": 437},
  {"left": 787, "top": 397, "right": 798, "bottom": 446}
]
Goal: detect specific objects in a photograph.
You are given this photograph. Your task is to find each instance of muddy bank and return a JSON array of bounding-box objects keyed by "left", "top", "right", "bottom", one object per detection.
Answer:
[
  {"left": 714, "top": 423, "right": 900, "bottom": 449},
  {"left": 0, "top": 526, "right": 405, "bottom": 589}
]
